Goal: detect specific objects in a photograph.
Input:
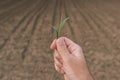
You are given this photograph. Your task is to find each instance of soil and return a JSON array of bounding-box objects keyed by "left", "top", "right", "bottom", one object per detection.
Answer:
[{"left": 0, "top": 0, "right": 120, "bottom": 80}]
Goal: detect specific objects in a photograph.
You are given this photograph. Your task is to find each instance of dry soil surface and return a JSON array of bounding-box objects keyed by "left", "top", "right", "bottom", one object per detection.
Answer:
[{"left": 0, "top": 0, "right": 120, "bottom": 80}]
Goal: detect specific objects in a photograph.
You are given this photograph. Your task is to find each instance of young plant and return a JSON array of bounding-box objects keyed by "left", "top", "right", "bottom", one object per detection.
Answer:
[{"left": 52, "top": 17, "right": 69, "bottom": 39}]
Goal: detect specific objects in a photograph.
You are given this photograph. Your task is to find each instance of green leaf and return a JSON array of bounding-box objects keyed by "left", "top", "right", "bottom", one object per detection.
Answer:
[
  {"left": 52, "top": 27, "right": 58, "bottom": 38},
  {"left": 58, "top": 17, "right": 69, "bottom": 38},
  {"left": 52, "top": 17, "right": 69, "bottom": 39}
]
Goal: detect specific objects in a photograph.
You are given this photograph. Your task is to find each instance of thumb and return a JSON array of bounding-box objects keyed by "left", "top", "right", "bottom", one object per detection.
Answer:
[{"left": 56, "top": 37, "right": 70, "bottom": 60}]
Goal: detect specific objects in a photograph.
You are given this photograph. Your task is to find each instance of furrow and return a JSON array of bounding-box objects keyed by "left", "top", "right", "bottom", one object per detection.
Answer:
[
  {"left": 63, "top": 0, "right": 76, "bottom": 41},
  {"left": 72, "top": 0, "right": 111, "bottom": 53},
  {"left": 0, "top": 0, "right": 36, "bottom": 23},
  {"left": 21, "top": 0, "right": 50, "bottom": 59},
  {"left": 83, "top": 4, "right": 120, "bottom": 52},
  {"left": 0, "top": 0, "right": 43, "bottom": 49}
]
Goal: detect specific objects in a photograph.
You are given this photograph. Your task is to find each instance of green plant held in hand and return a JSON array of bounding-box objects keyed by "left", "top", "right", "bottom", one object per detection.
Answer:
[{"left": 52, "top": 17, "right": 69, "bottom": 39}]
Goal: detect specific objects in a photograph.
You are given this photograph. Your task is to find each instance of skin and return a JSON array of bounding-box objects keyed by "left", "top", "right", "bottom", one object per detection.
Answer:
[{"left": 50, "top": 37, "right": 93, "bottom": 80}]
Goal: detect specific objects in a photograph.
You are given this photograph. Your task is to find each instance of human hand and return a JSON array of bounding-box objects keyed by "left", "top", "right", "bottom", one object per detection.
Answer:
[{"left": 50, "top": 37, "right": 93, "bottom": 80}]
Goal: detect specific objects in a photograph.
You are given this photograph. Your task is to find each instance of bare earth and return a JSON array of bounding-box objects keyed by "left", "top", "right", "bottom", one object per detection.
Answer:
[{"left": 0, "top": 0, "right": 120, "bottom": 80}]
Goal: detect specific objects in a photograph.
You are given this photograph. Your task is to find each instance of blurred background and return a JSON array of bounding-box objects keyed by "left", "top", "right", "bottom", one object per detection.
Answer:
[{"left": 0, "top": 0, "right": 120, "bottom": 80}]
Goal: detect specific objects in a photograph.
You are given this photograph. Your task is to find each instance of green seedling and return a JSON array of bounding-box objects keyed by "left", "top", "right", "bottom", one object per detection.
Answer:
[{"left": 52, "top": 17, "right": 69, "bottom": 39}]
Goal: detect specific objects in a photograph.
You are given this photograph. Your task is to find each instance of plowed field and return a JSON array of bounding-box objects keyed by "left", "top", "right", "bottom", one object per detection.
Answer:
[{"left": 0, "top": 0, "right": 120, "bottom": 80}]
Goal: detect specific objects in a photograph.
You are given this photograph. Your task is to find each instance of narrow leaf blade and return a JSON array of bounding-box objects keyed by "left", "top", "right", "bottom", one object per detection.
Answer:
[
  {"left": 52, "top": 27, "right": 58, "bottom": 38},
  {"left": 58, "top": 17, "right": 69, "bottom": 37}
]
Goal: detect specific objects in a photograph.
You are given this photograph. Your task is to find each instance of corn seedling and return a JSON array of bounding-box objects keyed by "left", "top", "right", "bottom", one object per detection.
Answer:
[{"left": 52, "top": 17, "right": 69, "bottom": 39}]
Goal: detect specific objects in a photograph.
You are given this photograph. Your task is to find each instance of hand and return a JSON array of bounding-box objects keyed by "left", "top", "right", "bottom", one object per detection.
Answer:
[{"left": 50, "top": 37, "right": 93, "bottom": 80}]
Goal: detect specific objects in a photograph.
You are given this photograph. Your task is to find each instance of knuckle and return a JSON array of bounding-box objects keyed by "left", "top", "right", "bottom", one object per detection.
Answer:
[
  {"left": 55, "top": 64, "right": 60, "bottom": 72},
  {"left": 55, "top": 61, "right": 62, "bottom": 68}
]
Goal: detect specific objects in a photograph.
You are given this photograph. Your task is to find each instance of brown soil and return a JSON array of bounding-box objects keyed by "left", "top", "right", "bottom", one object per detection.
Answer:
[{"left": 0, "top": 0, "right": 120, "bottom": 80}]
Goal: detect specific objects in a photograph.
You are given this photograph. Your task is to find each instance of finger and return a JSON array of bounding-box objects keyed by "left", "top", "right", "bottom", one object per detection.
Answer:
[
  {"left": 64, "top": 74, "right": 69, "bottom": 80},
  {"left": 54, "top": 56, "right": 62, "bottom": 68},
  {"left": 54, "top": 50, "right": 65, "bottom": 74},
  {"left": 50, "top": 39, "right": 57, "bottom": 50},
  {"left": 64, "top": 37, "right": 82, "bottom": 57},
  {"left": 54, "top": 63, "right": 65, "bottom": 74},
  {"left": 64, "top": 37, "right": 78, "bottom": 47},
  {"left": 59, "top": 68, "right": 65, "bottom": 74},
  {"left": 54, "top": 50, "right": 63, "bottom": 64},
  {"left": 64, "top": 37, "right": 81, "bottom": 51},
  {"left": 56, "top": 37, "right": 70, "bottom": 60}
]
